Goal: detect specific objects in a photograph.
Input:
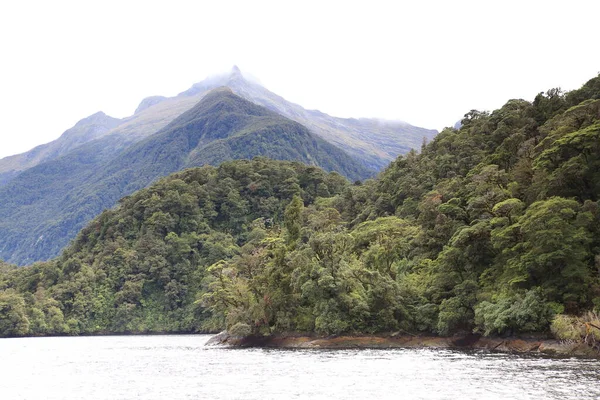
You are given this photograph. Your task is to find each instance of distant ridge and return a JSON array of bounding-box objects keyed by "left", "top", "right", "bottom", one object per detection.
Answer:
[
  {"left": 0, "top": 66, "right": 437, "bottom": 184},
  {"left": 0, "top": 112, "right": 122, "bottom": 186}
]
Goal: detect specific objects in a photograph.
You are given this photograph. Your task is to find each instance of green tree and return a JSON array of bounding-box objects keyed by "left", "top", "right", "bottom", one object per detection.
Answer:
[
  {"left": 0, "top": 290, "right": 30, "bottom": 336},
  {"left": 284, "top": 195, "right": 304, "bottom": 245},
  {"left": 496, "top": 197, "right": 592, "bottom": 309}
]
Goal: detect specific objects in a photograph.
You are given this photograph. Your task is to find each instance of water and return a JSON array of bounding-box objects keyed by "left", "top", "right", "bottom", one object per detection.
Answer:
[{"left": 0, "top": 335, "right": 598, "bottom": 400}]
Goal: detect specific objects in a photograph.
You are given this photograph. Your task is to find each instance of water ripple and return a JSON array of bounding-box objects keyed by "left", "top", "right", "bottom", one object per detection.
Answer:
[{"left": 0, "top": 335, "right": 598, "bottom": 400}]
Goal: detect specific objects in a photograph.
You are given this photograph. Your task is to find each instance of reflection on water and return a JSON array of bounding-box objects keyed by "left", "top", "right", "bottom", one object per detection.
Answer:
[{"left": 0, "top": 335, "right": 598, "bottom": 400}]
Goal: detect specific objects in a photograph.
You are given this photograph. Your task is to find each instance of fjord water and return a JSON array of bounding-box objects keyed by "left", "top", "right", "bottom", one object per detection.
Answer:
[{"left": 1, "top": 335, "right": 598, "bottom": 400}]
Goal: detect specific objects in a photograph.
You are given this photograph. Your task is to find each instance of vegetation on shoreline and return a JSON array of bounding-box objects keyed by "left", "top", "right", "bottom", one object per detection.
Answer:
[
  {"left": 0, "top": 159, "right": 350, "bottom": 335},
  {"left": 0, "top": 75, "right": 599, "bottom": 345}
]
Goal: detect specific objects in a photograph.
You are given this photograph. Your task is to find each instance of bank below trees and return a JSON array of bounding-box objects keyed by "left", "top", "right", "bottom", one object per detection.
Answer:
[{"left": 206, "top": 331, "right": 600, "bottom": 358}]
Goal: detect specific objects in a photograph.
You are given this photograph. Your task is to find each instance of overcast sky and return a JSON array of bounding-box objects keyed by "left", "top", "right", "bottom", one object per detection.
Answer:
[{"left": 1, "top": 0, "right": 599, "bottom": 159}]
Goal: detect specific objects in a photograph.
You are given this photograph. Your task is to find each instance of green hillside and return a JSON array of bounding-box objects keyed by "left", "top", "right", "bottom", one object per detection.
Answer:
[
  {"left": 0, "top": 75, "right": 599, "bottom": 343},
  {"left": 0, "top": 159, "right": 350, "bottom": 334}
]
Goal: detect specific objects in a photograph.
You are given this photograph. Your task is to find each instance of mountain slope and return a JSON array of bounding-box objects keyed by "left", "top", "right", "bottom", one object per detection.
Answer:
[
  {"left": 99, "top": 66, "right": 436, "bottom": 171},
  {"left": 110, "top": 87, "right": 371, "bottom": 179},
  {"left": 0, "top": 89, "right": 368, "bottom": 265},
  {"left": 181, "top": 67, "right": 438, "bottom": 170},
  {"left": 0, "top": 90, "right": 211, "bottom": 186},
  {"left": 0, "top": 112, "right": 122, "bottom": 186},
  {"left": 0, "top": 66, "right": 436, "bottom": 186}
]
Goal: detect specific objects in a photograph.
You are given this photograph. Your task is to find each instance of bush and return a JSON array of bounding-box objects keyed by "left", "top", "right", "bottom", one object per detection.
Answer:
[
  {"left": 551, "top": 312, "right": 600, "bottom": 341},
  {"left": 474, "top": 288, "right": 554, "bottom": 336},
  {"left": 229, "top": 322, "right": 252, "bottom": 337},
  {"left": 550, "top": 314, "right": 581, "bottom": 340}
]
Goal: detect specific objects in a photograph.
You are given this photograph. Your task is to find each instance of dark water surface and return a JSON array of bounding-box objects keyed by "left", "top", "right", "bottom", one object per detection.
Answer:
[{"left": 1, "top": 335, "right": 598, "bottom": 399}]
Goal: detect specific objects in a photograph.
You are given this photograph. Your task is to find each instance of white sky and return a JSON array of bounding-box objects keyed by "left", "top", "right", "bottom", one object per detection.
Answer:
[{"left": 1, "top": 0, "right": 599, "bottom": 159}]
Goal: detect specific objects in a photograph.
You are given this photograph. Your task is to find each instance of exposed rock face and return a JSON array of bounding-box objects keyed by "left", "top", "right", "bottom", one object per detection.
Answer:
[{"left": 206, "top": 332, "right": 600, "bottom": 358}]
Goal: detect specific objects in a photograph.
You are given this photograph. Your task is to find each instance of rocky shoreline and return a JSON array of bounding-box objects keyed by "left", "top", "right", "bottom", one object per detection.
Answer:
[{"left": 206, "top": 331, "right": 600, "bottom": 358}]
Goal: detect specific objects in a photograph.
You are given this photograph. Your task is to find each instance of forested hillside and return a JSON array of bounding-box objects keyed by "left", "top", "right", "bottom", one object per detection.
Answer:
[
  {"left": 0, "top": 159, "right": 350, "bottom": 335},
  {"left": 0, "top": 75, "right": 599, "bottom": 342}
]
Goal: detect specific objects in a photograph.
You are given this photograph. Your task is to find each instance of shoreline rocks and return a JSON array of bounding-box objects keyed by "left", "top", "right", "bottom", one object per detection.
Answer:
[{"left": 205, "top": 331, "right": 600, "bottom": 358}]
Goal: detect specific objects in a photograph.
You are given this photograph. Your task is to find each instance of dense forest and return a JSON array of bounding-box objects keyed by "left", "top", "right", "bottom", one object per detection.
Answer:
[{"left": 1, "top": 75, "right": 599, "bottom": 344}]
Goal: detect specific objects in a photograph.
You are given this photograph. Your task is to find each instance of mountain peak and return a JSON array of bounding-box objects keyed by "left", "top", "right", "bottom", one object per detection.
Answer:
[
  {"left": 231, "top": 65, "right": 242, "bottom": 76},
  {"left": 74, "top": 111, "right": 119, "bottom": 128},
  {"left": 134, "top": 96, "right": 167, "bottom": 114},
  {"left": 228, "top": 65, "right": 247, "bottom": 86},
  {"left": 180, "top": 67, "right": 248, "bottom": 97}
]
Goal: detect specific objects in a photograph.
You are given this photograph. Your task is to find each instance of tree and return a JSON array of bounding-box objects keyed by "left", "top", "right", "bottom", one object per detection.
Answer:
[
  {"left": 534, "top": 120, "right": 600, "bottom": 201},
  {"left": 284, "top": 195, "right": 304, "bottom": 245},
  {"left": 0, "top": 290, "right": 30, "bottom": 336},
  {"left": 497, "top": 197, "right": 593, "bottom": 310}
]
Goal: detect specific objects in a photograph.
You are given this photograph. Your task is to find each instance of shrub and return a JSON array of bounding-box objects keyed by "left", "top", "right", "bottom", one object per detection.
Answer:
[
  {"left": 474, "top": 288, "right": 554, "bottom": 336},
  {"left": 228, "top": 322, "right": 252, "bottom": 337},
  {"left": 550, "top": 314, "right": 581, "bottom": 340},
  {"left": 551, "top": 312, "right": 600, "bottom": 341}
]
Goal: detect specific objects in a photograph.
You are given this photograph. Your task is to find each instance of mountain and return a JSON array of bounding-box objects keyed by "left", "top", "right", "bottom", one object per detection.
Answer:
[
  {"left": 0, "top": 89, "right": 369, "bottom": 265},
  {"left": 0, "top": 90, "right": 209, "bottom": 186},
  {"left": 0, "top": 112, "right": 122, "bottom": 186},
  {"left": 0, "top": 66, "right": 436, "bottom": 185},
  {"left": 181, "top": 66, "right": 438, "bottom": 170},
  {"left": 0, "top": 67, "right": 436, "bottom": 265},
  {"left": 0, "top": 67, "right": 437, "bottom": 180},
  {"left": 105, "top": 87, "right": 371, "bottom": 180},
  {"left": 104, "top": 66, "right": 437, "bottom": 171}
]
